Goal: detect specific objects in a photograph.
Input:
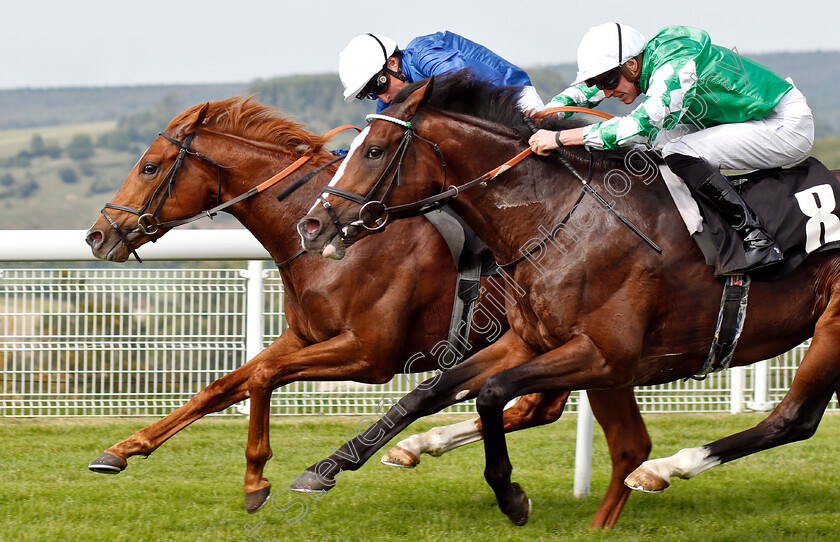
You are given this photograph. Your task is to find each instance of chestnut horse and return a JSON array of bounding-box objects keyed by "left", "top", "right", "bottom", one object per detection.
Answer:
[
  {"left": 84, "top": 97, "right": 649, "bottom": 526},
  {"left": 296, "top": 75, "right": 840, "bottom": 526}
]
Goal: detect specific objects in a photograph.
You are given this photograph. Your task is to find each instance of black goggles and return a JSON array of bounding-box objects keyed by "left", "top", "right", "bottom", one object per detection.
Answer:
[
  {"left": 586, "top": 66, "right": 622, "bottom": 91},
  {"left": 356, "top": 70, "right": 390, "bottom": 101}
]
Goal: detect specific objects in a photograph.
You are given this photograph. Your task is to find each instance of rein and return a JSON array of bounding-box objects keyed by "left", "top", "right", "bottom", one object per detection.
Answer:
[
  {"left": 383, "top": 107, "right": 614, "bottom": 217},
  {"left": 319, "top": 114, "right": 530, "bottom": 234},
  {"left": 523, "top": 114, "right": 662, "bottom": 255},
  {"left": 321, "top": 106, "right": 660, "bottom": 260},
  {"left": 100, "top": 124, "right": 360, "bottom": 264}
]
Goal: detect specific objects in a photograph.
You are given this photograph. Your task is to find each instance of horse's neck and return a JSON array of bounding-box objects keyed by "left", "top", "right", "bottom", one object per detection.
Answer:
[
  {"left": 216, "top": 141, "right": 329, "bottom": 268},
  {"left": 443, "top": 141, "right": 595, "bottom": 267},
  {"left": 449, "top": 145, "right": 678, "bottom": 277}
]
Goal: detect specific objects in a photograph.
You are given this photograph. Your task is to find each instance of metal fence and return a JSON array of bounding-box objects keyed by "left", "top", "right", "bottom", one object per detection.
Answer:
[{"left": 0, "top": 264, "right": 820, "bottom": 418}]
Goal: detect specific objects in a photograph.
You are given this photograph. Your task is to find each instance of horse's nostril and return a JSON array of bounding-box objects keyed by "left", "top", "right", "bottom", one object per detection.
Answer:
[
  {"left": 86, "top": 230, "right": 103, "bottom": 247},
  {"left": 303, "top": 218, "right": 321, "bottom": 236}
]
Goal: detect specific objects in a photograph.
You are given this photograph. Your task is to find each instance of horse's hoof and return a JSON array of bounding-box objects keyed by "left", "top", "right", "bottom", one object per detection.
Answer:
[
  {"left": 625, "top": 465, "right": 670, "bottom": 493},
  {"left": 504, "top": 483, "right": 532, "bottom": 526},
  {"left": 244, "top": 486, "right": 271, "bottom": 514},
  {"left": 510, "top": 498, "right": 532, "bottom": 526},
  {"left": 88, "top": 452, "right": 127, "bottom": 474},
  {"left": 381, "top": 446, "right": 420, "bottom": 468},
  {"left": 289, "top": 470, "right": 335, "bottom": 493}
]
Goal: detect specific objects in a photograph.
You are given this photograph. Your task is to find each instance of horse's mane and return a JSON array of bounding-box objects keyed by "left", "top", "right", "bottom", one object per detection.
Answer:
[
  {"left": 168, "top": 97, "right": 330, "bottom": 159},
  {"left": 391, "top": 71, "right": 539, "bottom": 141},
  {"left": 391, "top": 71, "right": 637, "bottom": 166}
]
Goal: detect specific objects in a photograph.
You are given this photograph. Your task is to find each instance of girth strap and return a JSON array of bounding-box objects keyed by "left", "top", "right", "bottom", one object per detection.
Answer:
[
  {"left": 424, "top": 208, "right": 482, "bottom": 366},
  {"left": 446, "top": 250, "right": 483, "bottom": 363},
  {"left": 691, "top": 274, "right": 751, "bottom": 380}
]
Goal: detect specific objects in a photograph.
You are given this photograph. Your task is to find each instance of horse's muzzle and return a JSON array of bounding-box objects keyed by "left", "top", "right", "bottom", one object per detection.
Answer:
[
  {"left": 85, "top": 227, "right": 127, "bottom": 262},
  {"left": 297, "top": 215, "right": 343, "bottom": 259}
]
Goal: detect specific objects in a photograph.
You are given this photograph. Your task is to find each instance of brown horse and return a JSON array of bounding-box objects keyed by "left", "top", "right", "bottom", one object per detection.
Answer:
[
  {"left": 84, "top": 97, "right": 649, "bottom": 527},
  {"left": 296, "top": 75, "right": 840, "bottom": 526}
]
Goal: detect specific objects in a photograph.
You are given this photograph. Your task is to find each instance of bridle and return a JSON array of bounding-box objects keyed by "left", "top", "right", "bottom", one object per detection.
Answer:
[
  {"left": 316, "top": 111, "right": 533, "bottom": 239},
  {"left": 317, "top": 114, "right": 451, "bottom": 241},
  {"left": 318, "top": 107, "right": 660, "bottom": 261},
  {"left": 100, "top": 126, "right": 356, "bottom": 264},
  {"left": 100, "top": 131, "right": 232, "bottom": 263}
]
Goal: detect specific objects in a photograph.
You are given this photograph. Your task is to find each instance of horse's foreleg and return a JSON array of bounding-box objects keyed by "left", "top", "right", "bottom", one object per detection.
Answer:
[
  {"left": 289, "top": 330, "right": 536, "bottom": 494},
  {"left": 243, "top": 331, "right": 381, "bottom": 512},
  {"left": 627, "top": 286, "right": 840, "bottom": 494},
  {"left": 88, "top": 332, "right": 301, "bottom": 474},
  {"left": 476, "top": 333, "right": 619, "bottom": 526},
  {"left": 586, "top": 388, "right": 650, "bottom": 529},
  {"left": 381, "top": 392, "right": 569, "bottom": 468}
]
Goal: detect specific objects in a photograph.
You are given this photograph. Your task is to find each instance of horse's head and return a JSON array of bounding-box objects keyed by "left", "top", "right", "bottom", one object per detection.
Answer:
[
  {"left": 86, "top": 102, "right": 225, "bottom": 262},
  {"left": 297, "top": 79, "right": 446, "bottom": 259}
]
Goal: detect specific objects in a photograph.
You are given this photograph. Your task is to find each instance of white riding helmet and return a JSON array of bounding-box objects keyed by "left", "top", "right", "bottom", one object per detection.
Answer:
[
  {"left": 571, "top": 22, "right": 647, "bottom": 86},
  {"left": 339, "top": 33, "right": 398, "bottom": 102}
]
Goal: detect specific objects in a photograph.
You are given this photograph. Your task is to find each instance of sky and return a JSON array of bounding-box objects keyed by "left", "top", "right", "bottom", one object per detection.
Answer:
[{"left": 2, "top": 0, "right": 839, "bottom": 90}]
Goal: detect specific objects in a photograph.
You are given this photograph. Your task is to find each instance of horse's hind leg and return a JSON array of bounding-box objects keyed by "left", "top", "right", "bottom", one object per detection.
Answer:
[
  {"left": 586, "top": 388, "right": 650, "bottom": 529},
  {"left": 627, "top": 283, "right": 840, "bottom": 493},
  {"left": 382, "top": 387, "right": 648, "bottom": 529},
  {"left": 381, "top": 392, "right": 570, "bottom": 468}
]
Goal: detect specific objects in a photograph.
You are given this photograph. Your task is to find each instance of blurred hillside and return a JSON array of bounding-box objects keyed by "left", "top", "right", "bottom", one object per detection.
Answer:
[
  {"left": 1, "top": 52, "right": 839, "bottom": 231},
  {"left": 0, "top": 84, "right": 249, "bottom": 131}
]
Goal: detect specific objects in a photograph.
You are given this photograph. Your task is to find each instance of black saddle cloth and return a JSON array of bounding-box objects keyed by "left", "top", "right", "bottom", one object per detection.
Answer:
[{"left": 694, "top": 157, "right": 840, "bottom": 280}]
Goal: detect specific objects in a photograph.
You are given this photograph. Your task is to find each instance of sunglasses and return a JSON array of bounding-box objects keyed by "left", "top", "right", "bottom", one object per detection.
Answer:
[
  {"left": 356, "top": 71, "right": 391, "bottom": 101},
  {"left": 587, "top": 66, "right": 622, "bottom": 91}
]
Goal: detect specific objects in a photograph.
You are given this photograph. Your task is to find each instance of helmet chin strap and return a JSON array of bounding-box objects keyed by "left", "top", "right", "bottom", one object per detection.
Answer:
[
  {"left": 367, "top": 32, "right": 409, "bottom": 84},
  {"left": 385, "top": 55, "right": 409, "bottom": 83},
  {"left": 386, "top": 66, "right": 408, "bottom": 82}
]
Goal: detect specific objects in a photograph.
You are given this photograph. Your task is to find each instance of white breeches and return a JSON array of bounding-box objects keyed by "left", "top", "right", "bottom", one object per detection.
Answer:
[{"left": 658, "top": 82, "right": 815, "bottom": 171}]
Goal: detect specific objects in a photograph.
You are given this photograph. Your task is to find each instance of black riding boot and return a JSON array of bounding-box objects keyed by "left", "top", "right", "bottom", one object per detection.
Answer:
[{"left": 696, "top": 171, "right": 783, "bottom": 272}]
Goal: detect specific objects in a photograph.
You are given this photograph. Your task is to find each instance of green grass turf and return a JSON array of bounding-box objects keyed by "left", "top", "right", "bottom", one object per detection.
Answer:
[{"left": 1, "top": 413, "right": 839, "bottom": 541}]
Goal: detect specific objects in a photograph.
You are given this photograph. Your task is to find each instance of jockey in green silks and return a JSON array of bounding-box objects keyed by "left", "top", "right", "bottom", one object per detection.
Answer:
[{"left": 529, "top": 23, "right": 815, "bottom": 273}]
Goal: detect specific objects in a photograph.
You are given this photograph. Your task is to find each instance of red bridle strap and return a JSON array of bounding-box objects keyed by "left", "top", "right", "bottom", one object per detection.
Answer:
[
  {"left": 484, "top": 107, "right": 614, "bottom": 180},
  {"left": 366, "top": 107, "right": 616, "bottom": 217},
  {"left": 484, "top": 147, "right": 533, "bottom": 180},
  {"left": 536, "top": 106, "right": 615, "bottom": 122},
  {"left": 254, "top": 124, "right": 362, "bottom": 193}
]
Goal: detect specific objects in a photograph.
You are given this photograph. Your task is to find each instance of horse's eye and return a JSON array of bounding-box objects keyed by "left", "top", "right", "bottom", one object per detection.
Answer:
[
  {"left": 141, "top": 163, "right": 158, "bottom": 176},
  {"left": 366, "top": 147, "right": 383, "bottom": 159}
]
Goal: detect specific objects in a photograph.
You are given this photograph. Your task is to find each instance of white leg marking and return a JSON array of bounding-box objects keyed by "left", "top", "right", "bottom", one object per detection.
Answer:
[
  {"left": 394, "top": 418, "right": 482, "bottom": 458},
  {"left": 640, "top": 446, "right": 720, "bottom": 481},
  {"left": 382, "top": 398, "right": 524, "bottom": 467}
]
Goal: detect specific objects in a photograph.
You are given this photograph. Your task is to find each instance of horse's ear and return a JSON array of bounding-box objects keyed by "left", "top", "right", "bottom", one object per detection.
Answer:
[
  {"left": 400, "top": 77, "right": 434, "bottom": 119},
  {"left": 182, "top": 102, "right": 211, "bottom": 135}
]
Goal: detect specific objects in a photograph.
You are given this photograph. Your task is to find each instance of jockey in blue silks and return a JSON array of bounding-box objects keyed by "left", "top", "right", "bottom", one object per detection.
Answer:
[{"left": 338, "top": 31, "right": 544, "bottom": 113}]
